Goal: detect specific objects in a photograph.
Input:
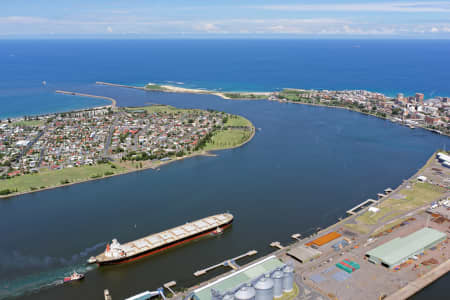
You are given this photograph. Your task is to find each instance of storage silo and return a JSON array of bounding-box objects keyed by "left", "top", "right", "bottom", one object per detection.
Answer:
[
  {"left": 254, "top": 275, "right": 274, "bottom": 300},
  {"left": 222, "top": 293, "right": 235, "bottom": 300},
  {"left": 271, "top": 270, "right": 284, "bottom": 298},
  {"left": 234, "top": 285, "right": 256, "bottom": 300},
  {"left": 282, "top": 265, "right": 294, "bottom": 292},
  {"left": 211, "top": 289, "right": 222, "bottom": 300}
]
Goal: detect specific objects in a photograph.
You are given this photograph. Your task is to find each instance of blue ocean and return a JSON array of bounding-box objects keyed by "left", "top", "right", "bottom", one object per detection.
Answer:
[{"left": 1, "top": 39, "right": 450, "bottom": 118}]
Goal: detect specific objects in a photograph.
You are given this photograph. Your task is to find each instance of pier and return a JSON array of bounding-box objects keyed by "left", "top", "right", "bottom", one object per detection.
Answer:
[
  {"left": 346, "top": 198, "right": 378, "bottom": 215},
  {"left": 55, "top": 90, "right": 117, "bottom": 108},
  {"left": 193, "top": 250, "right": 257, "bottom": 277},
  {"left": 270, "top": 241, "right": 284, "bottom": 249}
]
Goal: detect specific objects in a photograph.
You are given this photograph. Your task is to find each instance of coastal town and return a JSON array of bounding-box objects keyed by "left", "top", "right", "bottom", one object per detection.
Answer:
[
  {"left": 271, "top": 89, "right": 450, "bottom": 135},
  {"left": 0, "top": 104, "right": 252, "bottom": 195},
  {"left": 136, "top": 81, "right": 450, "bottom": 135}
]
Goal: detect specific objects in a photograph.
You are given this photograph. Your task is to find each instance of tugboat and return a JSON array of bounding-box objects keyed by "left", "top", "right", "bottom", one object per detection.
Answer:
[{"left": 63, "top": 271, "right": 85, "bottom": 282}]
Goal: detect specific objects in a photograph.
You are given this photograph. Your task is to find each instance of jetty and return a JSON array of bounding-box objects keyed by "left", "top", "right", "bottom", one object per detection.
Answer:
[
  {"left": 346, "top": 198, "right": 378, "bottom": 215},
  {"left": 193, "top": 250, "right": 258, "bottom": 277},
  {"left": 55, "top": 90, "right": 117, "bottom": 108}
]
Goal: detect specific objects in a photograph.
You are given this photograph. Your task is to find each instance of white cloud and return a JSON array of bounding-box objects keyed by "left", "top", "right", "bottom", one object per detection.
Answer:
[
  {"left": 0, "top": 16, "right": 48, "bottom": 24},
  {"left": 1, "top": 14, "right": 450, "bottom": 37},
  {"left": 193, "top": 23, "right": 226, "bottom": 33},
  {"left": 257, "top": 2, "right": 450, "bottom": 13}
]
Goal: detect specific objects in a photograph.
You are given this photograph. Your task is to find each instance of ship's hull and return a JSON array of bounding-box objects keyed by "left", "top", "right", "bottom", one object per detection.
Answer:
[{"left": 97, "top": 220, "right": 232, "bottom": 265}]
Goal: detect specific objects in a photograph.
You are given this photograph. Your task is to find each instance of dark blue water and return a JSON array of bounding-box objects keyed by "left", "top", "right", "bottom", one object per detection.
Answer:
[
  {"left": 0, "top": 40, "right": 449, "bottom": 299},
  {"left": 2, "top": 39, "right": 450, "bottom": 118}
]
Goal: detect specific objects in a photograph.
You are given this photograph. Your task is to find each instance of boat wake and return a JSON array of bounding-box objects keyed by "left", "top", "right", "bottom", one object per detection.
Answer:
[{"left": 0, "top": 242, "right": 104, "bottom": 299}]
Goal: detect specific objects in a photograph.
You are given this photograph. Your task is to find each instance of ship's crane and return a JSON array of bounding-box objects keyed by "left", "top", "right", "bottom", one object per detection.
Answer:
[{"left": 125, "top": 287, "right": 167, "bottom": 300}]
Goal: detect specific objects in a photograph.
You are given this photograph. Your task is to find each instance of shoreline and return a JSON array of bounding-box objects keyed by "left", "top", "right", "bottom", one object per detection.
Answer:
[
  {"left": 177, "top": 150, "right": 449, "bottom": 300},
  {"left": 385, "top": 259, "right": 450, "bottom": 300},
  {"left": 95, "top": 81, "right": 449, "bottom": 137},
  {"left": 0, "top": 114, "right": 255, "bottom": 199},
  {"left": 0, "top": 151, "right": 211, "bottom": 199}
]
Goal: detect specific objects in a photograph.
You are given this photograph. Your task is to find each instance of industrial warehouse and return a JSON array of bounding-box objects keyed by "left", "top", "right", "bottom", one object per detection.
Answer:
[
  {"left": 193, "top": 256, "right": 295, "bottom": 300},
  {"left": 365, "top": 227, "right": 447, "bottom": 268}
]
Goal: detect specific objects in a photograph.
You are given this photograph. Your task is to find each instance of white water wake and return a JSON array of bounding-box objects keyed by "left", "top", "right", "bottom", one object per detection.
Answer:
[{"left": 0, "top": 242, "right": 104, "bottom": 299}]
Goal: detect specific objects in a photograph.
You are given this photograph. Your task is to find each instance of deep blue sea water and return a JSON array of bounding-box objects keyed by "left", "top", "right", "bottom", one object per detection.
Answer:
[
  {"left": 1, "top": 39, "right": 450, "bottom": 118},
  {"left": 0, "top": 40, "right": 449, "bottom": 300}
]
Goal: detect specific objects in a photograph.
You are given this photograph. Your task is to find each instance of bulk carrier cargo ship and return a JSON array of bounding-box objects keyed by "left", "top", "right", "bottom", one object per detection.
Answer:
[{"left": 88, "top": 213, "right": 233, "bottom": 265}]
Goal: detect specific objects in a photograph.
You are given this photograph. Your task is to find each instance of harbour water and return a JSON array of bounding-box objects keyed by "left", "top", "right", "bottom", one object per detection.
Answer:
[{"left": 0, "top": 40, "right": 449, "bottom": 299}]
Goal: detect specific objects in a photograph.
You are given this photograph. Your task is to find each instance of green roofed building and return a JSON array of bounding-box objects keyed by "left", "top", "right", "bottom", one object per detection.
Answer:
[
  {"left": 194, "top": 256, "right": 284, "bottom": 300},
  {"left": 366, "top": 227, "right": 446, "bottom": 268}
]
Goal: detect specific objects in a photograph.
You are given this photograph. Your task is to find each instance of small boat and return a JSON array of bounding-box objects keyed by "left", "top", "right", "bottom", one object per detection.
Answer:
[
  {"left": 87, "top": 256, "right": 97, "bottom": 264},
  {"left": 63, "top": 271, "right": 85, "bottom": 282}
]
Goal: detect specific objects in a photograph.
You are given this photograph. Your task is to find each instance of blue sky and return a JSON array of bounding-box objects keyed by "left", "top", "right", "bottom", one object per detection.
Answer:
[{"left": 2, "top": 0, "right": 450, "bottom": 38}]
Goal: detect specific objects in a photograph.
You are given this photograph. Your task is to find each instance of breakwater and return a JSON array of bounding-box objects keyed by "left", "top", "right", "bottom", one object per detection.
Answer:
[
  {"left": 96, "top": 81, "right": 147, "bottom": 91},
  {"left": 55, "top": 90, "right": 117, "bottom": 108}
]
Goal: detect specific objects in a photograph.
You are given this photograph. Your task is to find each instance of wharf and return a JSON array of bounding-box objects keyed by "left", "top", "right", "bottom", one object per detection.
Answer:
[
  {"left": 385, "top": 259, "right": 450, "bottom": 300},
  {"left": 193, "top": 250, "right": 257, "bottom": 277},
  {"left": 346, "top": 198, "right": 378, "bottom": 215}
]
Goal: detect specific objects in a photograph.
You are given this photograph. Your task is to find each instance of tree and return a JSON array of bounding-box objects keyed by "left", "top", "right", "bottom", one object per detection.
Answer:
[{"left": 392, "top": 108, "right": 401, "bottom": 115}]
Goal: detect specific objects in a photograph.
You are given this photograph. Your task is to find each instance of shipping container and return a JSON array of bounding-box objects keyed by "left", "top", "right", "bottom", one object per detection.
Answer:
[
  {"left": 343, "top": 259, "right": 360, "bottom": 270},
  {"left": 340, "top": 261, "right": 355, "bottom": 271},
  {"left": 336, "top": 263, "right": 352, "bottom": 273}
]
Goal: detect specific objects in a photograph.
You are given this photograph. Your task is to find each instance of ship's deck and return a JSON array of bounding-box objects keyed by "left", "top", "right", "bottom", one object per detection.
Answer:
[{"left": 96, "top": 213, "right": 233, "bottom": 262}]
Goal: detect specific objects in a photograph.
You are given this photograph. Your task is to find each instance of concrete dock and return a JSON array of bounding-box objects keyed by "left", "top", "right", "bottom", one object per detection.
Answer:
[
  {"left": 385, "top": 259, "right": 450, "bottom": 300},
  {"left": 346, "top": 198, "right": 378, "bottom": 215},
  {"left": 194, "top": 250, "right": 257, "bottom": 277}
]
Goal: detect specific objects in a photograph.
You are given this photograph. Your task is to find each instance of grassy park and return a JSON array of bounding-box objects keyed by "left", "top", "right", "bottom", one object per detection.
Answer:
[
  {"left": 0, "top": 163, "right": 129, "bottom": 195},
  {"left": 345, "top": 182, "right": 446, "bottom": 234},
  {"left": 126, "top": 105, "right": 201, "bottom": 115},
  {"left": 203, "top": 115, "right": 254, "bottom": 151},
  {"left": 12, "top": 119, "right": 46, "bottom": 127},
  {"left": 203, "top": 129, "right": 252, "bottom": 151}
]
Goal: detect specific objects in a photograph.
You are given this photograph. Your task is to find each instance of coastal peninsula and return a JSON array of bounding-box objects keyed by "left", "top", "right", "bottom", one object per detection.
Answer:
[
  {"left": 0, "top": 104, "right": 254, "bottom": 198},
  {"left": 96, "top": 81, "right": 450, "bottom": 136}
]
